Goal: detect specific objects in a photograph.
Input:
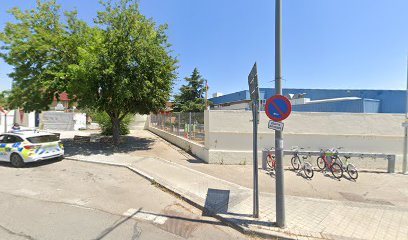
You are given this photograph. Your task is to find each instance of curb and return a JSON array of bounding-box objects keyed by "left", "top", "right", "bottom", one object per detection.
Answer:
[
  {"left": 65, "top": 157, "right": 155, "bottom": 182},
  {"left": 64, "top": 157, "right": 301, "bottom": 240}
]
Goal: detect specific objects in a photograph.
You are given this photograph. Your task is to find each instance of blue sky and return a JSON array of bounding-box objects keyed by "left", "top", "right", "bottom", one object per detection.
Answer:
[{"left": 0, "top": 0, "right": 407, "bottom": 97}]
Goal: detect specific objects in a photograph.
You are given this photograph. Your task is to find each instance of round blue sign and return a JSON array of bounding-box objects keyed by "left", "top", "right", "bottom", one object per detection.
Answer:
[{"left": 265, "top": 95, "right": 292, "bottom": 122}]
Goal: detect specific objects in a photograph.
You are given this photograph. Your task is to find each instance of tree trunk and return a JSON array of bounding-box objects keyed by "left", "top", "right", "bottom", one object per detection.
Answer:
[{"left": 111, "top": 116, "right": 121, "bottom": 145}]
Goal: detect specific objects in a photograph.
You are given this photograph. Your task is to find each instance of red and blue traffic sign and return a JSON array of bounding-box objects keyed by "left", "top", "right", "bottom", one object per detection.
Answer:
[{"left": 265, "top": 95, "right": 292, "bottom": 122}]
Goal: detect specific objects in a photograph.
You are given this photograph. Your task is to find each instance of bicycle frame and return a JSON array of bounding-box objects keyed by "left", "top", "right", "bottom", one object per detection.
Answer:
[
  {"left": 265, "top": 147, "right": 276, "bottom": 170},
  {"left": 320, "top": 151, "right": 337, "bottom": 170}
]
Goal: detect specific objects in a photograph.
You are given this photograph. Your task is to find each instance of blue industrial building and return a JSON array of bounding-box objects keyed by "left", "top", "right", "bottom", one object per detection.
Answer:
[{"left": 209, "top": 88, "right": 406, "bottom": 113}]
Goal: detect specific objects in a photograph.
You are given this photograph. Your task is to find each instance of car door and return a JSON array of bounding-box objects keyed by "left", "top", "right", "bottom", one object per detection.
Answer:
[
  {"left": 0, "top": 135, "right": 5, "bottom": 161},
  {"left": 1, "top": 135, "right": 24, "bottom": 161}
]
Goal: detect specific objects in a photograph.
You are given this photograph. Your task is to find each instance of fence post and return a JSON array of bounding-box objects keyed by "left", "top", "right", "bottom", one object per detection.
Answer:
[
  {"left": 169, "top": 112, "right": 173, "bottom": 133},
  {"left": 189, "top": 112, "right": 192, "bottom": 139},
  {"left": 178, "top": 113, "right": 180, "bottom": 136}
]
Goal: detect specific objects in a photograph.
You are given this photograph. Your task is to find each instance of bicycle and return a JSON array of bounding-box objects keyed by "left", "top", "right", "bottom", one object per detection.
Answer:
[
  {"left": 329, "top": 147, "right": 359, "bottom": 180},
  {"left": 264, "top": 147, "right": 276, "bottom": 171},
  {"left": 324, "top": 147, "right": 344, "bottom": 167},
  {"left": 316, "top": 149, "right": 343, "bottom": 179},
  {"left": 338, "top": 155, "right": 359, "bottom": 180},
  {"left": 290, "top": 147, "right": 314, "bottom": 179}
]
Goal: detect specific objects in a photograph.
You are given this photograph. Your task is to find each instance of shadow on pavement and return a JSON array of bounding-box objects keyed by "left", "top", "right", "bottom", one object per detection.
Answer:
[
  {"left": 186, "top": 159, "right": 206, "bottom": 164},
  {"left": 0, "top": 158, "right": 61, "bottom": 169},
  {"left": 62, "top": 136, "right": 154, "bottom": 157}
]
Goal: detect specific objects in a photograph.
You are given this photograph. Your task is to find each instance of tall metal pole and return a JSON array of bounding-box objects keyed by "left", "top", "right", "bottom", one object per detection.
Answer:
[
  {"left": 253, "top": 101, "right": 259, "bottom": 218},
  {"left": 275, "top": 0, "right": 285, "bottom": 228},
  {"left": 403, "top": 57, "right": 408, "bottom": 174}
]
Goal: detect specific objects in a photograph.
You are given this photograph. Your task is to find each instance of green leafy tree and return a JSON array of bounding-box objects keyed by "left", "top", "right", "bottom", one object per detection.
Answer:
[
  {"left": 1, "top": 0, "right": 177, "bottom": 145},
  {"left": 68, "top": 0, "right": 177, "bottom": 144},
  {"left": 0, "top": 0, "right": 91, "bottom": 111},
  {"left": 173, "top": 68, "right": 208, "bottom": 112},
  {"left": 0, "top": 91, "right": 10, "bottom": 108},
  {"left": 93, "top": 111, "right": 133, "bottom": 136}
]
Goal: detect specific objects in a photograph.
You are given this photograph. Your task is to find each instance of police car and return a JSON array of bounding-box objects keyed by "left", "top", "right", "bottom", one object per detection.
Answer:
[{"left": 0, "top": 130, "right": 64, "bottom": 167}]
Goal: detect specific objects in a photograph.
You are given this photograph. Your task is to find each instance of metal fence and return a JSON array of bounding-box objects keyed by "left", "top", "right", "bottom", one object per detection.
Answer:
[{"left": 150, "top": 112, "right": 205, "bottom": 145}]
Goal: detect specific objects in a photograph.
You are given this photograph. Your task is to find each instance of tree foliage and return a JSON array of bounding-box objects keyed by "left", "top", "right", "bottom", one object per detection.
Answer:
[
  {"left": 0, "top": 0, "right": 91, "bottom": 111},
  {"left": 68, "top": 0, "right": 177, "bottom": 143},
  {"left": 93, "top": 111, "right": 133, "bottom": 136},
  {"left": 0, "top": 91, "right": 10, "bottom": 108},
  {"left": 173, "top": 68, "right": 208, "bottom": 112},
  {"left": 0, "top": 0, "right": 178, "bottom": 144}
]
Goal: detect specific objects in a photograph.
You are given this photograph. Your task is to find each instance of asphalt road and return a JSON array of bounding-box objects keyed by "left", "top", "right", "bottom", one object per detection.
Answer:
[{"left": 0, "top": 160, "right": 253, "bottom": 240}]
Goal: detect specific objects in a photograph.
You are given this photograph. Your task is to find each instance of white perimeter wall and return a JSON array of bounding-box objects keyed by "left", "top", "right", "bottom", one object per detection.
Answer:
[
  {"left": 148, "top": 111, "right": 405, "bottom": 169},
  {"left": 0, "top": 111, "right": 15, "bottom": 133},
  {"left": 130, "top": 114, "right": 148, "bottom": 130},
  {"left": 207, "top": 111, "right": 405, "bottom": 166}
]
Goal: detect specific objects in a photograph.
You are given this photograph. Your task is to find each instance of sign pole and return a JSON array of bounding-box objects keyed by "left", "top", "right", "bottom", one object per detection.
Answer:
[
  {"left": 403, "top": 57, "right": 408, "bottom": 174},
  {"left": 275, "top": 0, "right": 285, "bottom": 228},
  {"left": 253, "top": 100, "right": 259, "bottom": 218},
  {"left": 247, "top": 62, "right": 260, "bottom": 218}
]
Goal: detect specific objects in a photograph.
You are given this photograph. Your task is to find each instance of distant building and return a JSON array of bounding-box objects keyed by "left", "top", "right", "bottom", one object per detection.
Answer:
[
  {"left": 209, "top": 88, "right": 406, "bottom": 113},
  {"left": 50, "top": 92, "right": 71, "bottom": 111},
  {"left": 212, "top": 92, "right": 224, "bottom": 98}
]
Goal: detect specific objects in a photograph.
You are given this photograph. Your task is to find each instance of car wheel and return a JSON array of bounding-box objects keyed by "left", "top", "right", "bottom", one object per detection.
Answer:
[{"left": 10, "top": 153, "right": 25, "bottom": 168}]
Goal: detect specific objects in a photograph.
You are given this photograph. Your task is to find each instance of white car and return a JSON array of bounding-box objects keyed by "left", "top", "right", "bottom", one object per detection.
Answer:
[{"left": 0, "top": 130, "right": 64, "bottom": 167}]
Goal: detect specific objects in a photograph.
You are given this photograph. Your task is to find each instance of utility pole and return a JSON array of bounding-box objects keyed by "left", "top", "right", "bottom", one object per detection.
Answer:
[
  {"left": 275, "top": 0, "right": 285, "bottom": 228},
  {"left": 403, "top": 57, "right": 408, "bottom": 174}
]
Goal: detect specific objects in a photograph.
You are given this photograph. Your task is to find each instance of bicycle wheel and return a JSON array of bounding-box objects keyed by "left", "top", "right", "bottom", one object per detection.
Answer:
[
  {"left": 291, "top": 156, "right": 301, "bottom": 170},
  {"left": 267, "top": 155, "right": 275, "bottom": 170},
  {"left": 346, "top": 164, "right": 358, "bottom": 180},
  {"left": 316, "top": 157, "right": 326, "bottom": 170},
  {"left": 303, "top": 162, "right": 314, "bottom": 179},
  {"left": 330, "top": 162, "right": 343, "bottom": 179}
]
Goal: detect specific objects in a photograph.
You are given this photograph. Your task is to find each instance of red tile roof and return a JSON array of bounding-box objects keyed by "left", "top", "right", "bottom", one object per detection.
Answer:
[{"left": 53, "top": 92, "right": 70, "bottom": 101}]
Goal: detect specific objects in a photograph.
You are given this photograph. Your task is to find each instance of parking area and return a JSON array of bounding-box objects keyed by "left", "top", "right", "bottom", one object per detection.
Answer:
[{"left": 0, "top": 160, "right": 252, "bottom": 240}]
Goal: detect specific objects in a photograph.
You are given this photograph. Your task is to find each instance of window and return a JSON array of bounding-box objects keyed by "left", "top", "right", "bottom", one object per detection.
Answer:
[
  {"left": 1, "top": 135, "right": 23, "bottom": 144},
  {"left": 27, "top": 135, "right": 59, "bottom": 143}
]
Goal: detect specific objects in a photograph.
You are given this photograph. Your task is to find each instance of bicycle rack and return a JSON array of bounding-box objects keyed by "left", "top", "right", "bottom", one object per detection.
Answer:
[{"left": 261, "top": 149, "right": 396, "bottom": 173}]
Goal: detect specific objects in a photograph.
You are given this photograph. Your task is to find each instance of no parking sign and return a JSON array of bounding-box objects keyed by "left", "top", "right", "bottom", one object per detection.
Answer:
[{"left": 265, "top": 95, "right": 292, "bottom": 122}]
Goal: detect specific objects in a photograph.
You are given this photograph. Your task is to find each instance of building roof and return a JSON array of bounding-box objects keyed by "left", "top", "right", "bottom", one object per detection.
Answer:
[
  {"left": 53, "top": 92, "right": 70, "bottom": 101},
  {"left": 304, "top": 97, "right": 361, "bottom": 104}
]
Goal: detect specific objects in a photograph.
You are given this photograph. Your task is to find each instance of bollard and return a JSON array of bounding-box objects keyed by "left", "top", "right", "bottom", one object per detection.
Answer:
[{"left": 387, "top": 155, "right": 396, "bottom": 173}]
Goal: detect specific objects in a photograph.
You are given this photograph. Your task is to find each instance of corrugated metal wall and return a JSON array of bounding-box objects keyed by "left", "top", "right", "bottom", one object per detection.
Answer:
[
  {"left": 209, "top": 88, "right": 405, "bottom": 113},
  {"left": 292, "top": 99, "right": 364, "bottom": 112},
  {"left": 209, "top": 90, "right": 249, "bottom": 104},
  {"left": 363, "top": 99, "right": 381, "bottom": 113}
]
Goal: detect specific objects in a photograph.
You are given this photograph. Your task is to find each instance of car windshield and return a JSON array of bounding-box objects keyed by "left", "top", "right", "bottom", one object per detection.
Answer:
[{"left": 27, "top": 135, "right": 59, "bottom": 143}]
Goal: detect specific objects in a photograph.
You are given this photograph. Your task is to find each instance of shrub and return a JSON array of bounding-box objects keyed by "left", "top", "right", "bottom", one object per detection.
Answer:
[{"left": 93, "top": 111, "right": 133, "bottom": 136}]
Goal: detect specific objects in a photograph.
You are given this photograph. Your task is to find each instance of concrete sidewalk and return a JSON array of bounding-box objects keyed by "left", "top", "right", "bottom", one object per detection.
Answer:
[{"left": 66, "top": 155, "right": 408, "bottom": 240}]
